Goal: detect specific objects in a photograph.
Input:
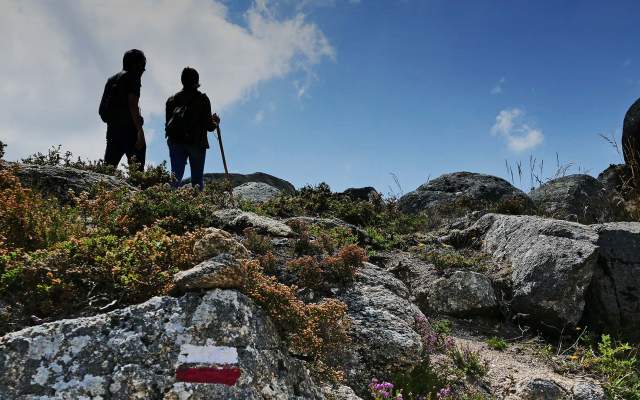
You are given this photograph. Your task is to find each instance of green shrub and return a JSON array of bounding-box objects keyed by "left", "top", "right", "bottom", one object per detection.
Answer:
[
  {"left": 422, "top": 250, "right": 489, "bottom": 272},
  {"left": 486, "top": 337, "right": 508, "bottom": 351},
  {"left": 449, "top": 345, "right": 489, "bottom": 380},
  {"left": 432, "top": 319, "right": 453, "bottom": 336},
  {"left": 582, "top": 334, "right": 640, "bottom": 399}
]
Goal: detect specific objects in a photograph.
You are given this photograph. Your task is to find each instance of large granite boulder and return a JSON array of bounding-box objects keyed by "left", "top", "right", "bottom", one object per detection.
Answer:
[
  {"left": 470, "top": 214, "right": 599, "bottom": 330},
  {"left": 195, "top": 172, "right": 296, "bottom": 194},
  {"left": 337, "top": 262, "right": 423, "bottom": 393},
  {"left": 6, "top": 162, "right": 132, "bottom": 202},
  {"left": 584, "top": 222, "right": 640, "bottom": 341},
  {"left": 0, "top": 290, "right": 323, "bottom": 399},
  {"left": 232, "top": 182, "right": 281, "bottom": 203},
  {"left": 398, "top": 172, "right": 534, "bottom": 215},
  {"left": 530, "top": 174, "right": 626, "bottom": 224}
]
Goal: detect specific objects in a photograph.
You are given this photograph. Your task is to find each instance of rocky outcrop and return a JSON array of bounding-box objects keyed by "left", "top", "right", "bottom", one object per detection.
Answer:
[
  {"left": 584, "top": 222, "right": 640, "bottom": 341},
  {"left": 212, "top": 209, "right": 294, "bottom": 237},
  {"left": 196, "top": 172, "right": 296, "bottom": 194},
  {"left": 7, "top": 162, "right": 132, "bottom": 202},
  {"left": 597, "top": 163, "right": 633, "bottom": 196},
  {"left": 338, "top": 262, "right": 424, "bottom": 392},
  {"left": 0, "top": 290, "right": 323, "bottom": 399},
  {"left": 339, "top": 187, "right": 379, "bottom": 202},
  {"left": 470, "top": 214, "right": 600, "bottom": 330},
  {"left": 285, "top": 216, "right": 370, "bottom": 243},
  {"left": 232, "top": 182, "right": 281, "bottom": 203},
  {"left": 457, "top": 213, "right": 640, "bottom": 338},
  {"left": 426, "top": 271, "right": 498, "bottom": 317},
  {"left": 530, "top": 174, "right": 626, "bottom": 224},
  {"left": 398, "top": 172, "right": 534, "bottom": 215}
]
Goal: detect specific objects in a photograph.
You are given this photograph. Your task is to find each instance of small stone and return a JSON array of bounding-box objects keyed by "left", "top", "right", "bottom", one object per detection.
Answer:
[
  {"left": 173, "top": 255, "right": 245, "bottom": 291},
  {"left": 193, "top": 227, "right": 250, "bottom": 260}
]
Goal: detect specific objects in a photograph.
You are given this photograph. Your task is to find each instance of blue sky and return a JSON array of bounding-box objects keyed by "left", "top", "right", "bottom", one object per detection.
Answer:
[{"left": 2, "top": 0, "right": 639, "bottom": 194}]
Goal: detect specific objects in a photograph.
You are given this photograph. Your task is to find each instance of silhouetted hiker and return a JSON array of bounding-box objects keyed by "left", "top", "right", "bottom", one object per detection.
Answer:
[
  {"left": 623, "top": 97, "right": 640, "bottom": 170},
  {"left": 165, "top": 67, "right": 220, "bottom": 190},
  {"left": 99, "top": 49, "right": 147, "bottom": 171}
]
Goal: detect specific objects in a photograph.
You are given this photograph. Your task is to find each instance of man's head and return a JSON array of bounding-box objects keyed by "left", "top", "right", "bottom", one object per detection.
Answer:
[
  {"left": 123, "top": 49, "right": 146, "bottom": 73},
  {"left": 181, "top": 67, "right": 200, "bottom": 89}
]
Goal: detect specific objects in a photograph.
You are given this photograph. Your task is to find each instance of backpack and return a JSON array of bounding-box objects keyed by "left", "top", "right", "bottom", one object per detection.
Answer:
[
  {"left": 98, "top": 72, "right": 124, "bottom": 123},
  {"left": 166, "top": 93, "right": 200, "bottom": 141}
]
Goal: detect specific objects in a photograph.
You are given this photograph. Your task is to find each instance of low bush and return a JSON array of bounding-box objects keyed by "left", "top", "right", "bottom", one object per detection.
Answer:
[
  {"left": 240, "top": 259, "right": 350, "bottom": 380},
  {"left": 449, "top": 345, "right": 489, "bottom": 380},
  {"left": 74, "top": 183, "right": 224, "bottom": 236},
  {"left": 243, "top": 228, "right": 272, "bottom": 254},
  {"left": 287, "top": 244, "right": 367, "bottom": 289},
  {"left": 0, "top": 169, "right": 85, "bottom": 251},
  {"left": 0, "top": 226, "right": 206, "bottom": 334}
]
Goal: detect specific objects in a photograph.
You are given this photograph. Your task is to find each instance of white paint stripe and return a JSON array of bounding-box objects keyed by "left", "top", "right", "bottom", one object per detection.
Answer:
[{"left": 178, "top": 344, "right": 238, "bottom": 365}]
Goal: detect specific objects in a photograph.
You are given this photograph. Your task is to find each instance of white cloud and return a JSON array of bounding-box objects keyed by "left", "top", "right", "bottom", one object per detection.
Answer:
[
  {"left": 491, "top": 77, "right": 505, "bottom": 95},
  {"left": 0, "top": 0, "right": 334, "bottom": 161},
  {"left": 491, "top": 108, "right": 544, "bottom": 152}
]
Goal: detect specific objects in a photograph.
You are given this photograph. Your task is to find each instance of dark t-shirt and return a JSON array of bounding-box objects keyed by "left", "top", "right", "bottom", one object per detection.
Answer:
[
  {"left": 106, "top": 70, "right": 142, "bottom": 144},
  {"left": 165, "top": 89, "right": 216, "bottom": 149}
]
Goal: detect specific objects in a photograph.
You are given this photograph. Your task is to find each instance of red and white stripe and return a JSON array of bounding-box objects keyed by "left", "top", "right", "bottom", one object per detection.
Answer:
[{"left": 175, "top": 344, "right": 241, "bottom": 385}]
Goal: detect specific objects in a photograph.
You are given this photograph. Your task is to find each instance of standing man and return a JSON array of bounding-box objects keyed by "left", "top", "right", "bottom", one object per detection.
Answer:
[
  {"left": 99, "top": 49, "right": 147, "bottom": 171},
  {"left": 165, "top": 67, "right": 220, "bottom": 190}
]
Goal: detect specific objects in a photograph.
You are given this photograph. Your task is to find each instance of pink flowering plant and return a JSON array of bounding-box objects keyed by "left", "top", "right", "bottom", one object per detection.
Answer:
[{"left": 369, "top": 378, "right": 404, "bottom": 400}]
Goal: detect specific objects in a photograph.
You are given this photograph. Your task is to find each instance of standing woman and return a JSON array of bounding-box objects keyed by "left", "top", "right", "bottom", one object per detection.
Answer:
[{"left": 165, "top": 67, "right": 220, "bottom": 190}]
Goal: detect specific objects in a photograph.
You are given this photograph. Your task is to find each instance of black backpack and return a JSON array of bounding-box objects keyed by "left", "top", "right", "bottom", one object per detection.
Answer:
[
  {"left": 166, "top": 93, "right": 199, "bottom": 141},
  {"left": 98, "top": 72, "right": 124, "bottom": 123}
]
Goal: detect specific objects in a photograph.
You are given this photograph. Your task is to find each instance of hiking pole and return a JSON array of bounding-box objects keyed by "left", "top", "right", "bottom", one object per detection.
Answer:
[
  {"left": 216, "top": 125, "right": 230, "bottom": 177},
  {"left": 215, "top": 124, "right": 235, "bottom": 205}
]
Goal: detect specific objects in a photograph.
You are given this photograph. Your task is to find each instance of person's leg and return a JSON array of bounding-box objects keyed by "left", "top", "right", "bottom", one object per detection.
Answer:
[
  {"left": 125, "top": 144, "right": 146, "bottom": 173},
  {"left": 187, "top": 144, "right": 207, "bottom": 191},
  {"left": 104, "top": 136, "right": 125, "bottom": 168},
  {"left": 168, "top": 141, "right": 188, "bottom": 188}
]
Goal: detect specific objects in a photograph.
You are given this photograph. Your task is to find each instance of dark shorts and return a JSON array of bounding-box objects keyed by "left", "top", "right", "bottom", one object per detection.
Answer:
[{"left": 104, "top": 128, "right": 145, "bottom": 171}]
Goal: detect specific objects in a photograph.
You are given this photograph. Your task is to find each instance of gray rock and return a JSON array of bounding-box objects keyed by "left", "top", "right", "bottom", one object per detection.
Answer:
[
  {"left": 399, "top": 172, "right": 534, "bottom": 215},
  {"left": 174, "top": 255, "right": 245, "bottom": 291},
  {"left": 426, "top": 270, "right": 498, "bottom": 317},
  {"left": 8, "top": 162, "right": 132, "bottom": 202},
  {"left": 195, "top": 172, "right": 296, "bottom": 193},
  {"left": 212, "top": 209, "right": 293, "bottom": 237},
  {"left": 473, "top": 214, "right": 599, "bottom": 329},
  {"left": 571, "top": 381, "right": 606, "bottom": 400},
  {"left": 530, "top": 174, "right": 626, "bottom": 224},
  {"left": 584, "top": 222, "right": 640, "bottom": 341},
  {"left": 516, "top": 378, "right": 568, "bottom": 400},
  {"left": 192, "top": 227, "right": 250, "bottom": 260},
  {"left": 371, "top": 251, "right": 440, "bottom": 306},
  {"left": 321, "top": 384, "right": 364, "bottom": 400},
  {"left": 338, "top": 262, "right": 423, "bottom": 393},
  {"left": 0, "top": 290, "right": 323, "bottom": 399},
  {"left": 233, "top": 182, "right": 281, "bottom": 203}
]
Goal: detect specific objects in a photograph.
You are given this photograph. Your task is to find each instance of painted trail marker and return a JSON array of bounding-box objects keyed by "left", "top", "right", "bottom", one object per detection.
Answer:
[{"left": 176, "top": 344, "right": 241, "bottom": 386}]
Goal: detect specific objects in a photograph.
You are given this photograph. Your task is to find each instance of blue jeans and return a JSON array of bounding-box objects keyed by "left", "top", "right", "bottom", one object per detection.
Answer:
[{"left": 168, "top": 141, "right": 206, "bottom": 190}]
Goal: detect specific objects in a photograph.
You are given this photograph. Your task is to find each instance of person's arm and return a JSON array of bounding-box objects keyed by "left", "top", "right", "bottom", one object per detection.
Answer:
[
  {"left": 128, "top": 94, "right": 145, "bottom": 149},
  {"left": 202, "top": 95, "right": 219, "bottom": 132}
]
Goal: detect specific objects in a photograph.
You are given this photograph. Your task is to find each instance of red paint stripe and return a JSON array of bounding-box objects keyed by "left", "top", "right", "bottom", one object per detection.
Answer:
[{"left": 176, "top": 367, "right": 241, "bottom": 385}]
